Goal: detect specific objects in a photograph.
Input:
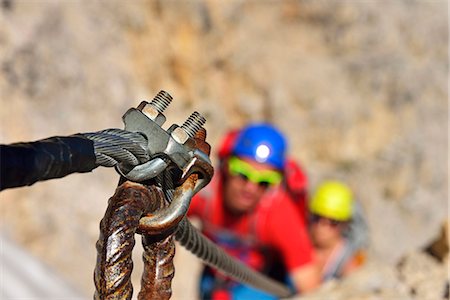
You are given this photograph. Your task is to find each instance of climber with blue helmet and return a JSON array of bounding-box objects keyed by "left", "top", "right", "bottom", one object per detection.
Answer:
[
  {"left": 308, "top": 181, "right": 368, "bottom": 281},
  {"left": 188, "top": 123, "right": 320, "bottom": 299}
]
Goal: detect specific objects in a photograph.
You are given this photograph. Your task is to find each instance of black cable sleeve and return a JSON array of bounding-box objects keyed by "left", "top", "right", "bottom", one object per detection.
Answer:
[{"left": 0, "top": 135, "right": 97, "bottom": 191}]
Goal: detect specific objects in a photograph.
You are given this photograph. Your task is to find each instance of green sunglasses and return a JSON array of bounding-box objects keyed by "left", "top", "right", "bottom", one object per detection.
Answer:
[{"left": 228, "top": 156, "right": 283, "bottom": 188}]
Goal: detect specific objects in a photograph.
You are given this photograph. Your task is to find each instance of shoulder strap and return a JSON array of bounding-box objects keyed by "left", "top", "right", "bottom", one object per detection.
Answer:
[
  {"left": 343, "top": 201, "right": 370, "bottom": 250},
  {"left": 322, "top": 241, "right": 354, "bottom": 280}
]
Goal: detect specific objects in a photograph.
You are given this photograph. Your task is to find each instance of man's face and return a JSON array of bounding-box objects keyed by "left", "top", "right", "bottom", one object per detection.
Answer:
[{"left": 222, "top": 156, "right": 282, "bottom": 215}]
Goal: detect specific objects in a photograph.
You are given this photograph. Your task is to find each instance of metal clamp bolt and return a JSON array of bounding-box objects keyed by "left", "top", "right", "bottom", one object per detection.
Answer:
[
  {"left": 171, "top": 111, "right": 206, "bottom": 145},
  {"left": 137, "top": 90, "right": 173, "bottom": 126}
]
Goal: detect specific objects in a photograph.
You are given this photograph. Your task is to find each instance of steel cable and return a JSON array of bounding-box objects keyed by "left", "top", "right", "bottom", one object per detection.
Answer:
[
  {"left": 82, "top": 128, "right": 149, "bottom": 168},
  {"left": 175, "top": 217, "right": 294, "bottom": 298}
]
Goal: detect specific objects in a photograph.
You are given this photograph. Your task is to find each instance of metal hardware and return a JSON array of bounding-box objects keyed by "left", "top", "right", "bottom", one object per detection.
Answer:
[
  {"left": 171, "top": 111, "right": 206, "bottom": 145},
  {"left": 137, "top": 90, "right": 173, "bottom": 126},
  {"left": 95, "top": 93, "right": 292, "bottom": 300},
  {"left": 96, "top": 92, "right": 215, "bottom": 299},
  {"left": 94, "top": 180, "right": 177, "bottom": 300},
  {"left": 117, "top": 91, "right": 211, "bottom": 185}
]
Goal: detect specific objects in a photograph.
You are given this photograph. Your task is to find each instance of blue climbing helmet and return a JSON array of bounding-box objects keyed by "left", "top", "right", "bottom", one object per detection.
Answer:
[{"left": 232, "top": 123, "right": 287, "bottom": 170}]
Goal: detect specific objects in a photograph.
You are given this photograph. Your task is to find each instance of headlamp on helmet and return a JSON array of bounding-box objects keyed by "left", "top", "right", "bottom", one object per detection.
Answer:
[{"left": 232, "top": 123, "right": 287, "bottom": 170}]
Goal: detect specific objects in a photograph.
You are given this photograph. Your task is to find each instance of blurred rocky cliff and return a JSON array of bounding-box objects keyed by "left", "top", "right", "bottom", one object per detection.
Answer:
[{"left": 0, "top": 0, "right": 447, "bottom": 299}]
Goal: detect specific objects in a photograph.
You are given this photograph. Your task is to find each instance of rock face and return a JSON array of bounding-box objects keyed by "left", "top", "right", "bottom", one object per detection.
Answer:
[
  {"left": 291, "top": 225, "right": 449, "bottom": 300},
  {"left": 295, "top": 235, "right": 449, "bottom": 300},
  {"left": 0, "top": 1, "right": 447, "bottom": 298}
]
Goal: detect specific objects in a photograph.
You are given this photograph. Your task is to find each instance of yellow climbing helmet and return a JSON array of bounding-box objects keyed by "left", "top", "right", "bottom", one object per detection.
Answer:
[{"left": 309, "top": 181, "right": 353, "bottom": 222}]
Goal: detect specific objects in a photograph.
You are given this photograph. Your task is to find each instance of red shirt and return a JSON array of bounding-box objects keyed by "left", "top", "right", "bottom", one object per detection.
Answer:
[{"left": 188, "top": 176, "right": 314, "bottom": 274}]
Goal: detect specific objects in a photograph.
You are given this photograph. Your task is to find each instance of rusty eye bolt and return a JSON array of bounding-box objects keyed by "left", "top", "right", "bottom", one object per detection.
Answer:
[{"left": 94, "top": 92, "right": 213, "bottom": 300}]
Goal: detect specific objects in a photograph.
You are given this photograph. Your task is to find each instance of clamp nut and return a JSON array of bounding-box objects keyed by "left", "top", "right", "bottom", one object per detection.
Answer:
[
  {"left": 139, "top": 103, "right": 159, "bottom": 119},
  {"left": 171, "top": 127, "right": 190, "bottom": 145}
]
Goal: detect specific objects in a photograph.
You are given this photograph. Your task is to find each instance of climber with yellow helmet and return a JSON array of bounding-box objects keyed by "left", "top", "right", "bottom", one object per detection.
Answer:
[{"left": 308, "top": 181, "right": 368, "bottom": 281}]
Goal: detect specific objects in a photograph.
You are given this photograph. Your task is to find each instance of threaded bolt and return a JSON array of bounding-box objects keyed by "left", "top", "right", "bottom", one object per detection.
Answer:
[
  {"left": 181, "top": 111, "right": 206, "bottom": 138},
  {"left": 149, "top": 90, "right": 173, "bottom": 113}
]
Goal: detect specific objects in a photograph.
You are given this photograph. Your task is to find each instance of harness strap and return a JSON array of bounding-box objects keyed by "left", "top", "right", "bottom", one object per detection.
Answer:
[{"left": 322, "top": 241, "right": 355, "bottom": 281}]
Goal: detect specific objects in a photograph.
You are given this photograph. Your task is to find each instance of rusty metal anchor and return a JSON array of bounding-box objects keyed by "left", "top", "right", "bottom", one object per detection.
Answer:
[
  {"left": 94, "top": 92, "right": 213, "bottom": 300},
  {"left": 93, "top": 91, "right": 293, "bottom": 300},
  {"left": 94, "top": 157, "right": 210, "bottom": 300}
]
